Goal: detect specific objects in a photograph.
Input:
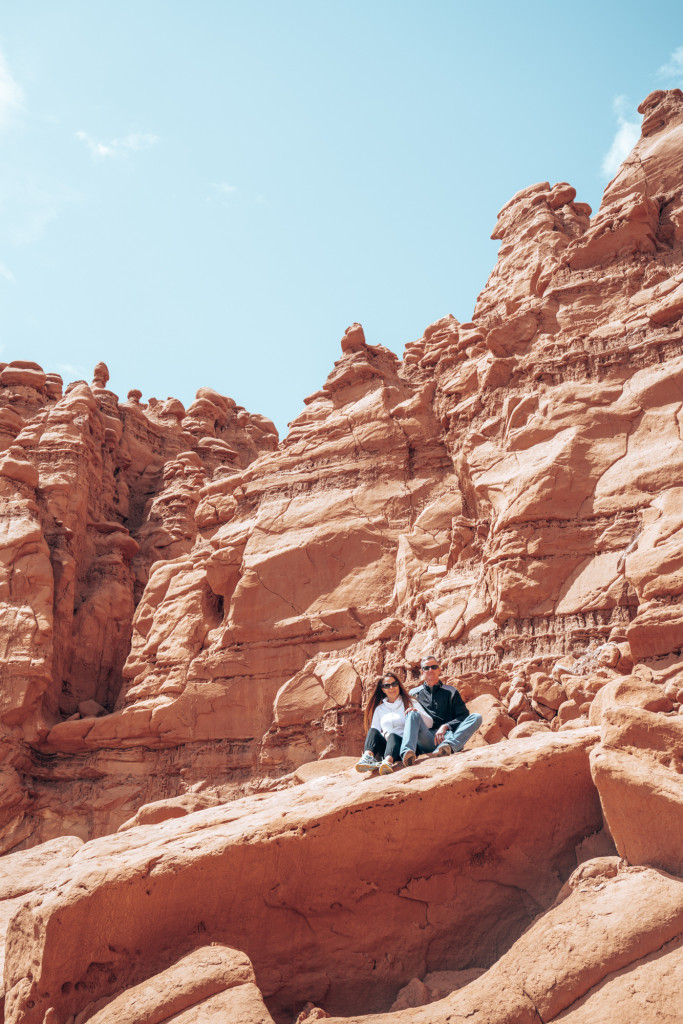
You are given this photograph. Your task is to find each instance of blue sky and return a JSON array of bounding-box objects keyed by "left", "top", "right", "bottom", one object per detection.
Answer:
[{"left": 1, "top": 2, "right": 683, "bottom": 436}]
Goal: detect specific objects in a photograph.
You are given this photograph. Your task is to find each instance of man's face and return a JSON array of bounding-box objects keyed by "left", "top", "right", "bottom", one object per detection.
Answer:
[{"left": 421, "top": 660, "right": 440, "bottom": 686}]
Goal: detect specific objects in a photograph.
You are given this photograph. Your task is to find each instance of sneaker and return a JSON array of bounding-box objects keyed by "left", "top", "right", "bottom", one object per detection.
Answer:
[
  {"left": 402, "top": 749, "right": 416, "bottom": 767},
  {"left": 436, "top": 743, "right": 453, "bottom": 757},
  {"left": 355, "top": 751, "right": 379, "bottom": 773},
  {"left": 379, "top": 758, "right": 394, "bottom": 775}
]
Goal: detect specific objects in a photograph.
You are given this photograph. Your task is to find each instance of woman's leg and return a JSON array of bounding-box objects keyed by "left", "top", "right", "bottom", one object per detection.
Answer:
[
  {"left": 364, "top": 727, "right": 386, "bottom": 759},
  {"left": 384, "top": 733, "right": 402, "bottom": 762},
  {"left": 378, "top": 732, "right": 402, "bottom": 774},
  {"left": 356, "top": 728, "right": 386, "bottom": 772}
]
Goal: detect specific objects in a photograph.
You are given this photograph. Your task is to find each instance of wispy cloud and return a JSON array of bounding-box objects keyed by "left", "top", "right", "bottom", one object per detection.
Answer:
[
  {"left": 0, "top": 262, "right": 15, "bottom": 284},
  {"left": 601, "top": 94, "right": 640, "bottom": 178},
  {"left": 601, "top": 48, "right": 683, "bottom": 179},
  {"left": 57, "top": 362, "right": 87, "bottom": 379},
  {"left": 208, "top": 182, "right": 269, "bottom": 207},
  {"left": 0, "top": 48, "right": 23, "bottom": 129},
  {"left": 657, "top": 46, "right": 683, "bottom": 83},
  {"left": 76, "top": 130, "right": 160, "bottom": 159},
  {"left": 211, "top": 181, "right": 237, "bottom": 195}
]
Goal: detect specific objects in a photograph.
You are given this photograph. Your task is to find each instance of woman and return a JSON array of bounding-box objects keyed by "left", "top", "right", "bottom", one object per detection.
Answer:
[{"left": 355, "top": 671, "right": 433, "bottom": 775}]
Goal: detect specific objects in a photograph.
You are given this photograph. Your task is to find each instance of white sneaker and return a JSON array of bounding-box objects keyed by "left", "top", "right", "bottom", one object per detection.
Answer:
[
  {"left": 355, "top": 751, "right": 380, "bottom": 773},
  {"left": 379, "top": 758, "right": 394, "bottom": 775}
]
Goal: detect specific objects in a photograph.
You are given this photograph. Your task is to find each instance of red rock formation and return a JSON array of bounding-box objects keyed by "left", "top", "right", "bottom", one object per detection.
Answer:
[
  {"left": 3, "top": 731, "right": 601, "bottom": 1023},
  {"left": 323, "top": 862, "right": 683, "bottom": 1024},
  {"left": 28, "top": 87, "right": 682, "bottom": 803},
  {"left": 2, "top": 89, "right": 683, "bottom": 1024},
  {"left": 0, "top": 364, "right": 277, "bottom": 848}
]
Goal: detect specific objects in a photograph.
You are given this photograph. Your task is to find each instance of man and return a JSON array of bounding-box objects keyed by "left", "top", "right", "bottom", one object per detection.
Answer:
[{"left": 400, "top": 655, "right": 482, "bottom": 766}]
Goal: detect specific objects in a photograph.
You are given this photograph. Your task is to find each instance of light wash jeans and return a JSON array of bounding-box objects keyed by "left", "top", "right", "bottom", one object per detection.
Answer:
[{"left": 400, "top": 709, "right": 483, "bottom": 757}]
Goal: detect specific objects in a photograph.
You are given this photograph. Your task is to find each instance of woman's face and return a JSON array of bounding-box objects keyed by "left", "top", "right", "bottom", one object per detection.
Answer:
[{"left": 381, "top": 676, "right": 400, "bottom": 700}]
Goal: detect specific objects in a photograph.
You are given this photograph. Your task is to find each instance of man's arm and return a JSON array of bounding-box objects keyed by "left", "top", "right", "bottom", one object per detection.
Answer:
[
  {"left": 445, "top": 688, "right": 469, "bottom": 727},
  {"left": 433, "top": 687, "right": 469, "bottom": 743}
]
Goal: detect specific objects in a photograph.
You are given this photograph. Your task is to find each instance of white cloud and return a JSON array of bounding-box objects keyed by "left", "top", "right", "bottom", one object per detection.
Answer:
[
  {"left": 208, "top": 183, "right": 270, "bottom": 208},
  {"left": 211, "top": 182, "right": 237, "bottom": 195},
  {"left": 657, "top": 46, "right": 683, "bottom": 82},
  {"left": 0, "top": 49, "right": 23, "bottom": 129},
  {"left": 57, "top": 363, "right": 87, "bottom": 379},
  {"left": 0, "top": 262, "right": 15, "bottom": 284},
  {"left": 76, "top": 130, "right": 160, "bottom": 159},
  {"left": 601, "top": 48, "right": 683, "bottom": 179},
  {"left": 601, "top": 95, "right": 640, "bottom": 178},
  {"left": 75, "top": 131, "right": 114, "bottom": 158},
  {"left": 123, "top": 132, "right": 160, "bottom": 151}
]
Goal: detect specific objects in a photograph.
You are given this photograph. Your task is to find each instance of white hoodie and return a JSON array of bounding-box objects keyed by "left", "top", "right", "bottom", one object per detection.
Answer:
[{"left": 370, "top": 696, "right": 433, "bottom": 739}]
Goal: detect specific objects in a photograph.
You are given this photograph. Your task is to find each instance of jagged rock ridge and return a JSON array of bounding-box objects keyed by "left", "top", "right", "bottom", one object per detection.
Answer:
[{"left": 1, "top": 90, "right": 683, "bottom": 1024}]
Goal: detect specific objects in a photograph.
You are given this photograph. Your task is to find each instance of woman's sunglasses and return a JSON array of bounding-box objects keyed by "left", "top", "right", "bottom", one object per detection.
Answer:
[{"left": 382, "top": 681, "right": 399, "bottom": 690}]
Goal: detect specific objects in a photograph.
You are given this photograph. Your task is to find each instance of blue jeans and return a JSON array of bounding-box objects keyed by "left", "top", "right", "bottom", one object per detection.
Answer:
[{"left": 400, "top": 710, "right": 483, "bottom": 757}]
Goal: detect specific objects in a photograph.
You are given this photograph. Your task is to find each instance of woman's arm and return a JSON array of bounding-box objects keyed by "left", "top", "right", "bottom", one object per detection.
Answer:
[
  {"left": 411, "top": 699, "right": 433, "bottom": 728},
  {"left": 370, "top": 703, "right": 385, "bottom": 734}
]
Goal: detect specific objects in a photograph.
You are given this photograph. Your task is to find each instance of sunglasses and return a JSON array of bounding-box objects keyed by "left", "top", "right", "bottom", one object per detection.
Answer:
[
  {"left": 382, "top": 681, "right": 399, "bottom": 689},
  {"left": 422, "top": 664, "right": 439, "bottom": 671}
]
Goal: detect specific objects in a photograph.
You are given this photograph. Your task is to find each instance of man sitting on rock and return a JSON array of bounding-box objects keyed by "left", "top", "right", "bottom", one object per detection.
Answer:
[{"left": 400, "top": 655, "right": 482, "bottom": 766}]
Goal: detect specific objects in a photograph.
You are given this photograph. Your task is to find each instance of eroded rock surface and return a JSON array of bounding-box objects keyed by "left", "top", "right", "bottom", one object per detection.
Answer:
[
  {"left": 324, "top": 863, "right": 683, "bottom": 1024},
  {"left": 2, "top": 90, "right": 683, "bottom": 1024},
  {"left": 3, "top": 731, "right": 600, "bottom": 1023},
  {"left": 26, "top": 89, "right": 683, "bottom": 798},
  {"left": 0, "top": 366, "right": 277, "bottom": 849}
]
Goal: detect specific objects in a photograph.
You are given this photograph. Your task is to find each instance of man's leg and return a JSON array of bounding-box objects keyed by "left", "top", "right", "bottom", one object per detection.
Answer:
[
  {"left": 442, "top": 713, "right": 483, "bottom": 753},
  {"left": 400, "top": 712, "right": 437, "bottom": 758},
  {"left": 400, "top": 711, "right": 420, "bottom": 757},
  {"left": 417, "top": 722, "right": 438, "bottom": 754}
]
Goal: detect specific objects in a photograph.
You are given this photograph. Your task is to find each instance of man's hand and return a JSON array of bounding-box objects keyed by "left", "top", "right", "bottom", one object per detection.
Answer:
[{"left": 435, "top": 724, "right": 448, "bottom": 744}]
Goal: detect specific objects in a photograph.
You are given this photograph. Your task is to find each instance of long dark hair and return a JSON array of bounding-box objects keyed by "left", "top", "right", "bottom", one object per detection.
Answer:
[{"left": 363, "top": 670, "right": 413, "bottom": 730}]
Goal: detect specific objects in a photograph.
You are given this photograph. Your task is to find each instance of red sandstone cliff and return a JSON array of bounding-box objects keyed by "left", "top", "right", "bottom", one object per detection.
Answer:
[{"left": 1, "top": 90, "right": 683, "bottom": 1024}]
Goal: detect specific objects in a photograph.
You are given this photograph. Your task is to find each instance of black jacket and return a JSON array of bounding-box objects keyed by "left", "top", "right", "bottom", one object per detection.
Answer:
[{"left": 409, "top": 680, "right": 470, "bottom": 731}]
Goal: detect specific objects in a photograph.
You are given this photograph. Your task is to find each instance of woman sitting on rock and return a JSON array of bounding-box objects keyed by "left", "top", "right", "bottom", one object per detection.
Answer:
[{"left": 355, "top": 671, "right": 433, "bottom": 775}]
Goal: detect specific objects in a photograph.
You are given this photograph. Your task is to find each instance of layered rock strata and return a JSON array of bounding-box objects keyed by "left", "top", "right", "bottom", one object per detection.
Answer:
[
  {"left": 1, "top": 89, "right": 683, "bottom": 1024},
  {"left": 12, "top": 88, "right": 683, "bottom": 836},
  {"left": 0, "top": 365, "right": 277, "bottom": 848}
]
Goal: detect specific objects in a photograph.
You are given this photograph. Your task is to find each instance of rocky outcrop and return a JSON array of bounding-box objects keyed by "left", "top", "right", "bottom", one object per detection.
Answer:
[
  {"left": 0, "top": 364, "right": 276, "bottom": 849},
  {"left": 324, "top": 862, "right": 683, "bottom": 1024},
  {"left": 3, "top": 730, "right": 601, "bottom": 1023},
  {"left": 2, "top": 90, "right": 683, "bottom": 1024},
  {"left": 77, "top": 945, "right": 275, "bottom": 1024},
  {"left": 591, "top": 704, "right": 683, "bottom": 875},
  {"left": 14, "top": 88, "right": 681, "bottom": 826}
]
